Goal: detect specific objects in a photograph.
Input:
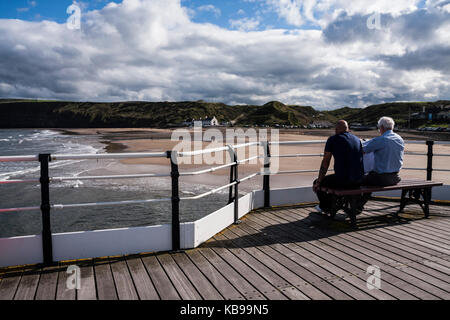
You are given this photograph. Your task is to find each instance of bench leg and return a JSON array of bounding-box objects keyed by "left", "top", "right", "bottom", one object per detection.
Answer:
[
  {"left": 424, "top": 187, "right": 431, "bottom": 218},
  {"left": 397, "top": 189, "right": 408, "bottom": 215},
  {"left": 348, "top": 195, "right": 359, "bottom": 229}
]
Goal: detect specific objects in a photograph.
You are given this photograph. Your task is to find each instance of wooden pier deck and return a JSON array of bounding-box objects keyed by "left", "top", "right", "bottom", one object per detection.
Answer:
[{"left": 1, "top": 200, "right": 449, "bottom": 300}]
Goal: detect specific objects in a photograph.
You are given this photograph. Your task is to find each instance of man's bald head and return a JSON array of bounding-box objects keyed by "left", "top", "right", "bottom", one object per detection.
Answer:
[{"left": 335, "top": 120, "right": 349, "bottom": 134}]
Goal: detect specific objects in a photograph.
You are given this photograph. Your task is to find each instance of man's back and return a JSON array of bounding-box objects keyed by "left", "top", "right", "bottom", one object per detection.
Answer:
[
  {"left": 325, "top": 132, "right": 364, "bottom": 183},
  {"left": 363, "top": 130, "right": 404, "bottom": 174}
]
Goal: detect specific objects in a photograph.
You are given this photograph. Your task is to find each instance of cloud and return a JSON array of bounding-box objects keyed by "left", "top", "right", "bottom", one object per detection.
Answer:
[
  {"left": 197, "top": 4, "right": 221, "bottom": 18},
  {"left": 229, "top": 17, "right": 261, "bottom": 31},
  {"left": 0, "top": 0, "right": 449, "bottom": 109},
  {"left": 17, "top": 0, "right": 38, "bottom": 13}
]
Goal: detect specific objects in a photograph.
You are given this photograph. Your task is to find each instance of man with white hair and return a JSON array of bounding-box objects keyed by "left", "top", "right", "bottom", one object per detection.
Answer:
[{"left": 362, "top": 116, "right": 405, "bottom": 186}]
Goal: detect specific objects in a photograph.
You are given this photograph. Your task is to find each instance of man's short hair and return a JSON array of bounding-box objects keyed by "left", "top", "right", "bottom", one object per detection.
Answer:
[{"left": 378, "top": 117, "right": 395, "bottom": 130}]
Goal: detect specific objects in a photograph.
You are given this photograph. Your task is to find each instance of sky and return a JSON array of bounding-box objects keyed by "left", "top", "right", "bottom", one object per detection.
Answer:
[{"left": 0, "top": 0, "right": 449, "bottom": 109}]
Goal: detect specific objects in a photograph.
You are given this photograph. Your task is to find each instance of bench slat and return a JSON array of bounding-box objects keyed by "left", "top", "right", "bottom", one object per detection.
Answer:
[{"left": 320, "top": 180, "right": 443, "bottom": 196}]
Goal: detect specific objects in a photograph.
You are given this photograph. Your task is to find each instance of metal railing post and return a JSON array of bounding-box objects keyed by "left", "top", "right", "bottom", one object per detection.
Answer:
[
  {"left": 426, "top": 141, "right": 434, "bottom": 181},
  {"left": 228, "top": 153, "right": 234, "bottom": 205},
  {"left": 39, "top": 153, "right": 53, "bottom": 266},
  {"left": 228, "top": 147, "right": 241, "bottom": 225},
  {"left": 167, "top": 151, "right": 181, "bottom": 251},
  {"left": 263, "top": 141, "right": 271, "bottom": 208}
]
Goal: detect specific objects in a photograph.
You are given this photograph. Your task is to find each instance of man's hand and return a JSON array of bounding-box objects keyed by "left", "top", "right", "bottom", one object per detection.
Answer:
[
  {"left": 314, "top": 151, "right": 332, "bottom": 193},
  {"left": 313, "top": 180, "right": 321, "bottom": 193}
]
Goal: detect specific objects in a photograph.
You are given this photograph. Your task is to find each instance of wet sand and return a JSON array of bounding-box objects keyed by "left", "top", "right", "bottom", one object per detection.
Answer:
[{"left": 60, "top": 128, "right": 450, "bottom": 191}]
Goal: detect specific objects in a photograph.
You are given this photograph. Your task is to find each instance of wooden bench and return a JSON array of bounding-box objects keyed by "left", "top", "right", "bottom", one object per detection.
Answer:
[{"left": 319, "top": 180, "right": 443, "bottom": 228}]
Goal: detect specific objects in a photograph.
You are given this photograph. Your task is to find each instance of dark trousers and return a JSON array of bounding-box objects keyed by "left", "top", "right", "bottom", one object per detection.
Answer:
[
  {"left": 362, "top": 171, "right": 401, "bottom": 187},
  {"left": 315, "top": 174, "right": 361, "bottom": 212},
  {"left": 360, "top": 171, "right": 401, "bottom": 206}
]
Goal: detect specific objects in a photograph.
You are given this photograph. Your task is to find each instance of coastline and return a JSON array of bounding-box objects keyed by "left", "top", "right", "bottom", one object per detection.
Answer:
[{"left": 53, "top": 128, "right": 450, "bottom": 189}]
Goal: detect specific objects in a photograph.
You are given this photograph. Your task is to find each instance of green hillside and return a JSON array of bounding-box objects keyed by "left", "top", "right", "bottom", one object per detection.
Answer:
[
  {"left": 343, "top": 101, "right": 449, "bottom": 127},
  {"left": 0, "top": 99, "right": 448, "bottom": 128}
]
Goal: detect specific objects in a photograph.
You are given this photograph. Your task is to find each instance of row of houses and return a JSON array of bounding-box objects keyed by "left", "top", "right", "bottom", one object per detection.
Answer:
[
  {"left": 411, "top": 105, "right": 450, "bottom": 120},
  {"left": 182, "top": 116, "right": 221, "bottom": 127}
]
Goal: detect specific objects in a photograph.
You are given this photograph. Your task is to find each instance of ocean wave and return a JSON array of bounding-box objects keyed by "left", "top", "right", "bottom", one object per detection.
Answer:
[{"left": 0, "top": 159, "right": 86, "bottom": 180}]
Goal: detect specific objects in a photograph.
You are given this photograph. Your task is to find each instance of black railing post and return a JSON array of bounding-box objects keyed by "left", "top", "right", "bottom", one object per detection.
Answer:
[
  {"left": 426, "top": 140, "right": 434, "bottom": 181},
  {"left": 228, "top": 149, "right": 234, "bottom": 205},
  {"left": 167, "top": 151, "right": 181, "bottom": 251},
  {"left": 39, "top": 153, "right": 53, "bottom": 266},
  {"left": 263, "top": 141, "right": 271, "bottom": 208},
  {"left": 230, "top": 148, "right": 241, "bottom": 225}
]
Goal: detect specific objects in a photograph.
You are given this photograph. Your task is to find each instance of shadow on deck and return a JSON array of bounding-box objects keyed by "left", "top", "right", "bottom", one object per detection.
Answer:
[{"left": 1, "top": 201, "right": 449, "bottom": 300}]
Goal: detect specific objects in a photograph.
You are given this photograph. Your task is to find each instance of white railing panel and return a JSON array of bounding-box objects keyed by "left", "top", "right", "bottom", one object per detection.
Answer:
[{"left": 0, "top": 235, "right": 43, "bottom": 267}]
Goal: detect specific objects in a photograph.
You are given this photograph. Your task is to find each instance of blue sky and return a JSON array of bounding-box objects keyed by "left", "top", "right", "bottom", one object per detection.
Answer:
[
  {"left": 0, "top": 0, "right": 448, "bottom": 108},
  {"left": 0, "top": 1, "right": 115, "bottom": 21},
  {"left": 0, "top": 0, "right": 320, "bottom": 30}
]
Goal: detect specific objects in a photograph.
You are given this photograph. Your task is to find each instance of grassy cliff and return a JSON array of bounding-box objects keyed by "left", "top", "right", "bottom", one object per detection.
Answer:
[{"left": 0, "top": 99, "right": 448, "bottom": 128}]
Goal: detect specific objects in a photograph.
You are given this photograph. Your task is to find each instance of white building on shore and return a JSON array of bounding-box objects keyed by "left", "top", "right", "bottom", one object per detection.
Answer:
[{"left": 183, "top": 116, "right": 220, "bottom": 127}]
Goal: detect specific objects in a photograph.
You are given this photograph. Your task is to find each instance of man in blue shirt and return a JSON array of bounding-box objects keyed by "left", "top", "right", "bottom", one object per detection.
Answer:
[
  {"left": 313, "top": 120, "right": 364, "bottom": 213},
  {"left": 362, "top": 116, "right": 404, "bottom": 186}
]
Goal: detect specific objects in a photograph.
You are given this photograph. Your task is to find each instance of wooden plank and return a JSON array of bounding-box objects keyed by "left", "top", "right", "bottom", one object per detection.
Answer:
[
  {"left": 342, "top": 228, "right": 450, "bottom": 281},
  {"left": 186, "top": 249, "right": 245, "bottom": 300},
  {"left": 213, "top": 233, "right": 299, "bottom": 299},
  {"left": 293, "top": 205, "right": 450, "bottom": 274},
  {"left": 289, "top": 207, "right": 450, "bottom": 288},
  {"left": 56, "top": 266, "right": 76, "bottom": 300},
  {"left": 234, "top": 223, "right": 353, "bottom": 300},
  {"left": 230, "top": 223, "right": 340, "bottom": 300},
  {"left": 126, "top": 257, "right": 159, "bottom": 300},
  {"left": 78, "top": 263, "right": 97, "bottom": 300},
  {"left": 171, "top": 253, "right": 223, "bottom": 300},
  {"left": 141, "top": 255, "right": 180, "bottom": 300},
  {"left": 293, "top": 205, "right": 450, "bottom": 268},
  {"left": 260, "top": 208, "right": 410, "bottom": 301},
  {"left": 217, "top": 231, "right": 311, "bottom": 300},
  {"left": 323, "top": 181, "right": 442, "bottom": 196},
  {"left": 204, "top": 240, "right": 288, "bottom": 300},
  {"left": 368, "top": 202, "right": 450, "bottom": 240},
  {"left": 372, "top": 221, "right": 450, "bottom": 252},
  {"left": 13, "top": 270, "right": 40, "bottom": 300},
  {"left": 197, "top": 247, "right": 266, "bottom": 300},
  {"left": 283, "top": 210, "right": 433, "bottom": 300},
  {"left": 0, "top": 274, "right": 21, "bottom": 300},
  {"left": 367, "top": 229, "right": 450, "bottom": 267},
  {"left": 94, "top": 259, "right": 118, "bottom": 300},
  {"left": 280, "top": 207, "right": 450, "bottom": 299},
  {"left": 109, "top": 257, "right": 139, "bottom": 300},
  {"left": 247, "top": 213, "right": 385, "bottom": 300},
  {"left": 157, "top": 253, "right": 202, "bottom": 300},
  {"left": 35, "top": 267, "right": 59, "bottom": 300},
  {"left": 221, "top": 218, "right": 362, "bottom": 299}
]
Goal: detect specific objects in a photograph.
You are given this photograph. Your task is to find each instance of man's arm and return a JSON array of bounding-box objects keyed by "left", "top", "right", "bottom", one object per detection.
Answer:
[
  {"left": 313, "top": 151, "right": 332, "bottom": 192},
  {"left": 363, "top": 137, "right": 382, "bottom": 154}
]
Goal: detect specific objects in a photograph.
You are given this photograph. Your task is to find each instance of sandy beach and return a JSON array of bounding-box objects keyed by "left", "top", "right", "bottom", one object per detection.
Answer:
[{"left": 60, "top": 128, "right": 450, "bottom": 192}]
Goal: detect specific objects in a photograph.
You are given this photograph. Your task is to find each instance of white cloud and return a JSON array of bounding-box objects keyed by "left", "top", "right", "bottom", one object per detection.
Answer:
[
  {"left": 229, "top": 17, "right": 261, "bottom": 31},
  {"left": 266, "top": 0, "right": 423, "bottom": 28},
  {"left": 0, "top": 0, "right": 449, "bottom": 109},
  {"left": 197, "top": 4, "right": 221, "bottom": 18}
]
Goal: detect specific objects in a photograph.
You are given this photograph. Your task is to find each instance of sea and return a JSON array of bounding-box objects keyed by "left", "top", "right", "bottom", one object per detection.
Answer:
[{"left": 0, "top": 129, "right": 232, "bottom": 238}]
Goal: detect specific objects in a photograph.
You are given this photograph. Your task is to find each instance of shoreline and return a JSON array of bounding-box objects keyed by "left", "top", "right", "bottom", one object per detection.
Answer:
[{"left": 49, "top": 128, "right": 450, "bottom": 188}]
